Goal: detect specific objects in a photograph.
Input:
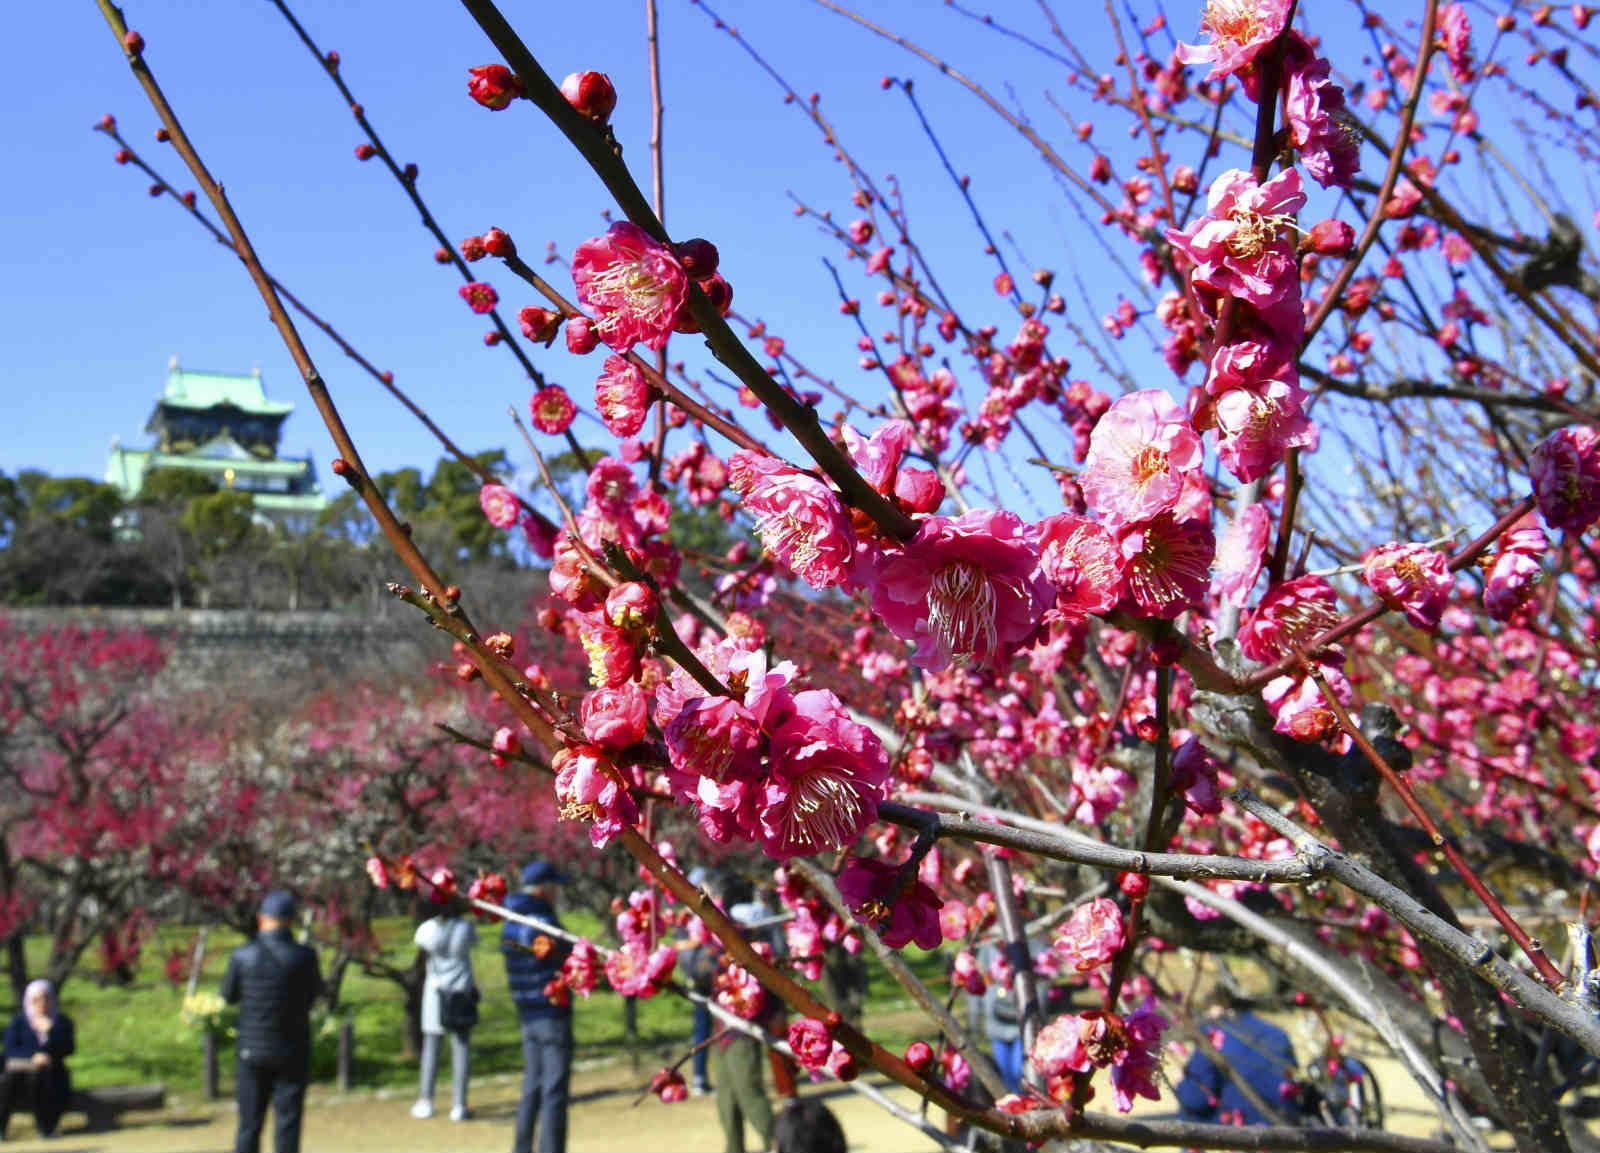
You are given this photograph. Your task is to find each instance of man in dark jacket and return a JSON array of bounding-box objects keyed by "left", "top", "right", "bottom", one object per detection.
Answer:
[
  {"left": 221, "top": 890, "right": 323, "bottom": 1153},
  {"left": 504, "top": 860, "right": 573, "bottom": 1153}
]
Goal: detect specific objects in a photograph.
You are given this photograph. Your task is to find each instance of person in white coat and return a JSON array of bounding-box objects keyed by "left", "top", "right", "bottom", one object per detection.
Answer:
[{"left": 412, "top": 903, "right": 478, "bottom": 1121}]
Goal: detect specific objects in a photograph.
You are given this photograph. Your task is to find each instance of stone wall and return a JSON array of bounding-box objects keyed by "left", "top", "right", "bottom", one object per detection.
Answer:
[{"left": 1, "top": 606, "right": 448, "bottom": 692}]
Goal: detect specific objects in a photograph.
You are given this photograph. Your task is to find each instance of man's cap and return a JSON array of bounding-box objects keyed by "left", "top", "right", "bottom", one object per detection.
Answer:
[
  {"left": 260, "top": 890, "right": 297, "bottom": 918},
  {"left": 521, "top": 860, "right": 568, "bottom": 887}
]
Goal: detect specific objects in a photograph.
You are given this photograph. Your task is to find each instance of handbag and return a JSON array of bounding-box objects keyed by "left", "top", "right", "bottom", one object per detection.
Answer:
[{"left": 440, "top": 985, "right": 480, "bottom": 1031}]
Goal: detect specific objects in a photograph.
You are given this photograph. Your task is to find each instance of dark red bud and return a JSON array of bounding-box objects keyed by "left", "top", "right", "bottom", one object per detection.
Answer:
[
  {"left": 482, "top": 228, "right": 515, "bottom": 258},
  {"left": 155, "top": 127, "right": 170, "bottom": 142},
  {"left": 402, "top": 163, "right": 418, "bottom": 182},
  {"left": 114, "top": 149, "right": 132, "bottom": 165},
  {"left": 433, "top": 247, "right": 452, "bottom": 264},
  {"left": 98, "top": 114, "right": 115, "bottom": 131},
  {"left": 327, "top": 50, "right": 340, "bottom": 69},
  {"left": 1119, "top": 871, "right": 1150, "bottom": 898},
  {"left": 460, "top": 235, "right": 488, "bottom": 262},
  {"left": 123, "top": 29, "right": 144, "bottom": 54},
  {"left": 674, "top": 237, "right": 719, "bottom": 278},
  {"left": 355, "top": 143, "right": 377, "bottom": 161}
]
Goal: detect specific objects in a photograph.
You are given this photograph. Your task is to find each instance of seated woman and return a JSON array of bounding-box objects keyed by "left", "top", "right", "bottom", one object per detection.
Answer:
[{"left": 1, "top": 979, "right": 76, "bottom": 1139}]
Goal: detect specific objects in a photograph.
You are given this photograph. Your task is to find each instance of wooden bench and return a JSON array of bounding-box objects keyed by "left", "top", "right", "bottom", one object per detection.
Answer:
[{"left": 67, "top": 1083, "right": 167, "bottom": 1131}]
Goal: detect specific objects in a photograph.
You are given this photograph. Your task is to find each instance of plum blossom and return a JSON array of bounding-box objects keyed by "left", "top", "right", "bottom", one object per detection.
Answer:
[
  {"left": 1283, "top": 32, "right": 1359, "bottom": 188},
  {"left": 787, "top": 1018, "right": 834, "bottom": 1071},
  {"left": 1239, "top": 575, "right": 1340, "bottom": 662},
  {"left": 1262, "top": 659, "right": 1353, "bottom": 742},
  {"left": 1037, "top": 515, "right": 1125, "bottom": 616},
  {"left": 1052, "top": 897, "right": 1125, "bottom": 972},
  {"left": 1166, "top": 167, "right": 1306, "bottom": 330},
  {"left": 871, "top": 510, "right": 1053, "bottom": 671},
  {"left": 604, "top": 940, "right": 675, "bottom": 998},
  {"left": 572, "top": 221, "right": 688, "bottom": 353},
  {"left": 1081, "top": 390, "right": 1204, "bottom": 526},
  {"left": 595, "top": 355, "right": 651, "bottom": 437},
  {"left": 1362, "top": 542, "right": 1452, "bottom": 629},
  {"left": 1032, "top": 1015, "right": 1093, "bottom": 1078},
  {"left": 1531, "top": 426, "right": 1600, "bottom": 534},
  {"left": 1169, "top": 737, "right": 1225, "bottom": 815},
  {"left": 1484, "top": 523, "right": 1546, "bottom": 620},
  {"left": 1110, "top": 1000, "right": 1168, "bottom": 1111},
  {"left": 580, "top": 682, "right": 648, "bottom": 751},
  {"left": 529, "top": 385, "right": 577, "bottom": 434},
  {"left": 1118, "top": 513, "right": 1216, "bottom": 620},
  {"left": 836, "top": 856, "right": 944, "bottom": 950},
  {"left": 1175, "top": 0, "right": 1294, "bottom": 79},
  {"left": 759, "top": 690, "right": 889, "bottom": 859},
  {"left": 1212, "top": 380, "right": 1318, "bottom": 483},
  {"left": 554, "top": 745, "right": 639, "bottom": 848},
  {"left": 479, "top": 483, "right": 519, "bottom": 529},
  {"left": 728, "top": 450, "right": 855, "bottom": 590},
  {"left": 1212, "top": 503, "right": 1271, "bottom": 607},
  {"left": 561, "top": 940, "right": 601, "bottom": 997}
]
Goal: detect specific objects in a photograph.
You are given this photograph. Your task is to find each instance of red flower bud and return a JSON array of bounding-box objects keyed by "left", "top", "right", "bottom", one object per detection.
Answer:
[
  {"left": 327, "top": 51, "right": 340, "bottom": 69},
  {"left": 904, "top": 1040, "right": 935, "bottom": 1072},
  {"left": 433, "top": 247, "right": 452, "bottom": 264},
  {"left": 98, "top": 114, "right": 116, "bottom": 131},
  {"left": 482, "top": 227, "right": 515, "bottom": 258},
  {"left": 468, "top": 64, "right": 523, "bottom": 110},
  {"left": 155, "top": 127, "right": 170, "bottom": 142},
  {"left": 518, "top": 307, "right": 562, "bottom": 344},
  {"left": 673, "top": 237, "right": 719, "bottom": 279},
  {"left": 1118, "top": 871, "right": 1150, "bottom": 898},
  {"left": 1305, "top": 218, "right": 1356, "bottom": 256},
  {"left": 565, "top": 315, "right": 599, "bottom": 354},
  {"left": 355, "top": 143, "right": 377, "bottom": 161},
  {"left": 114, "top": 149, "right": 132, "bottom": 165},
  {"left": 460, "top": 235, "right": 488, "bottom": 262},
  {"left": 402, "top": 163, "right": 418, "bottom": 182},
  {"left": 560, "top": 71, "right": 618, "bottom": 121},
  {"left": 123, "top": 29, "right": 144, "bottom": 54}
]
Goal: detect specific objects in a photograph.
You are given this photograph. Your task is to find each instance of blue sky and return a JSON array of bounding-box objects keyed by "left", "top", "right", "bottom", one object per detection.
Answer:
[
  {"left": 4, "top": 1, "right": 1195, "bottom": 512},
  {"left": 5, "top": 1, "right": 1575, "bottom": 533}
]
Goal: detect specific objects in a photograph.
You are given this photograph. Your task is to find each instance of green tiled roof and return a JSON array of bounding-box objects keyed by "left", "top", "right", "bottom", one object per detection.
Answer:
[{"left": 161, "top": 366, "right": 293, "bottom": 416}]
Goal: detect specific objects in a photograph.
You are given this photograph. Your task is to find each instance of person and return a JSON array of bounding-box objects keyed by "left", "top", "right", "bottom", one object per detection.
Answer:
[
  {"left": 974, "top": 938, "right": 1049, "bottom": 1093},
  {"left": 715, "top": 875, "right": 775, "bottom": 1153},
  {"left": 0, "top": 979, "right": 75, "bottom": 1139},
  {"left": 1174, "top": 990, "right": 1302, "bottom": 1126},
  {"left": 774, "top": 1096, "right": 847, "bottom": 1153},
  {"left": 504, "top": 860, "right": 574, "bottom": 1153},
  {"left": 412, "top": 898, "right": 479, "bottom": 1122},
  {"left": 221, "top": 889, "right": 323, "bottom": 1153}
]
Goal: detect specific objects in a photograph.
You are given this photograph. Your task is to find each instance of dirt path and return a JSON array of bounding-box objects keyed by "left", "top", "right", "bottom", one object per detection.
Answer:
[
  {"left": 0, "top": 1061, "right": 945, "bottom": 1153},
  {"left": 0, "top": 1024, "right": 1490, "bottom": 1152}
]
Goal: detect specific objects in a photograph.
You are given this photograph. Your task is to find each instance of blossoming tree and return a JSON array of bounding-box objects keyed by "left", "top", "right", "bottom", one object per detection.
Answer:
[{"left": 89, "top": 0, "right": 1600, "bottom": 1149}]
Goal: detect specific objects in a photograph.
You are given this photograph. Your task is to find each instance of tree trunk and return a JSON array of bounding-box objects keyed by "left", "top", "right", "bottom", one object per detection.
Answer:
[{"left": 5, "top": 933, "right": 26, "bottom": 1006}]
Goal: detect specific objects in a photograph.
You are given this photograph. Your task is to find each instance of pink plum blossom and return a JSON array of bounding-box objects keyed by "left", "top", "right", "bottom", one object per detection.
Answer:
[
  {"left": 759, "top": 690, "right": 889, "bottom": 859},
  {"left": 1283, "top": 32, "right": 1359, "bottom": 188},
  {"left": 1037, "top": 515, "right": 1126, "bottom": 616},
  {"left": 1484, "top": 523, "right": 1546, "bottom": 620},
  {"left": 788, "top": 1018, "right": 835, "bottom": 1070},
  {"left": 479, "top": 483, "right": 519, "bottom": 529},
  {"left": 572, "top": 222, "right": 688, "bottom": 353},
  {"left": 1239, "top": 574, "right": 1340, "bottom": 663},
  {"left": 1118, "top": 512, "right": 1216, "bottom": 620},
  {"left": 1212, "top": 380, "right": 1318, "bottom": 483},
  {"left": 580, "top": 682, "right": 648, "bottom": 751},
  {"left": 729, "top": 450, "right": 856, "bottom": 591},
  {"left": 561, "top": 940, "right": 601, "bottom": 997},
  {"left": 1212, "top": 503, "right": 1271, "bottom": 607},
  {"left": 529, "top": 385, "right": 577, "bottom": 434},
  {"left": 595, "top": 355, "right": 651, "bottom": 437},
  {"left": 1081, "top": 390, "right": 1204, "bottom": 526},
  {"left": 836, "top": 856, "right": 944, "bottom": 950},
  {"left": 1166, "top": 167, "right": 1306, "bottom": 322},
  {"left": 1531, "top": 426, "right": 1600, "bottom": 534},
  {"left": 871, "top": 510, "right": 1053, "bottom": 671},
  {"left": 1032, "top": 1015, "right": 1093, "bottom": 1078},
  {"left": 1175, "top": 0, "right": 1294, "bottom": 79},
  {"left": 1169, "top": 737, "right": 1225, "bottom": 815},
  {"left": 1052, "top": 897, "right": 1126, "bottom": 972},
  {"left": 604, "top": 940, "right": 676, "bottom": 998},
  {"left": 554, "top": 745, "right": 639, "bottom": 848},
  {"left": 1362, "top": 542, "right": 1452, "bottom": 629}
]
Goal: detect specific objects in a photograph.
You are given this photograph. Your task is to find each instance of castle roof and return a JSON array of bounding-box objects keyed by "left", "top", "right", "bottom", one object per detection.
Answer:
[{"left": 156, "top": 365, "right": 293, "bottom": 417}]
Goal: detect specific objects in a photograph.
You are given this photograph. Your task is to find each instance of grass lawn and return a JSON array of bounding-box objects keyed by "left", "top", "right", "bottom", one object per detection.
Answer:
[{"left": 12, "top": 915, "right": 953, "bottom": 1095}]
